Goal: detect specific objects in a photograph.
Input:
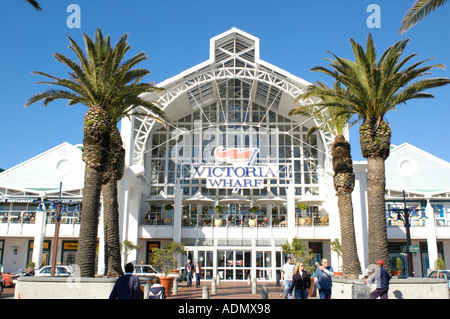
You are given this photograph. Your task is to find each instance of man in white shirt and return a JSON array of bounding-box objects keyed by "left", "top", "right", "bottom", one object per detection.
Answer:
[{"left": 281, "top": 257, "right": 295, "bottom": 299}]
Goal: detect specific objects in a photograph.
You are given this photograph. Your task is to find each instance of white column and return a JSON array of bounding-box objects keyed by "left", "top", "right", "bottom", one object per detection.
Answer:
[
  {"left": 287, "top": 182, "right": 296, "bottom": 242},
  {"left": 425, "top": 198, "right": 438, "bottom": 275},
  {"left": 97, "top": 201, "right": 105, "bottom": 275},
  {"left": 173, "top": 182, "right": 182, "bottom": 243},
  {"left": 352, "top": 163, "right": 369, "bottom": 272},
  {"left": 32, "top": 203, "right": 46, "bottom": 269}
]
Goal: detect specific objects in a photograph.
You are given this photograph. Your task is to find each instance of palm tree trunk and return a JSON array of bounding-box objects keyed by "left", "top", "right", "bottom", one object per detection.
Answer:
[
  {"left": 102, "top": 125, "right": 125, "bottom": 277},
  {"left": 77, "top": 166, "right": 103, "bottom": 277},
  {"left": 367, "top": 156, "right": 390, "bottom": 271},
  {"left": 77, "top": 105, "right": 111, "bottom": 277},
  {"left": 102, "top": 177, "right": 123, "bottom": 277},
  {"left": 331, "top": 135, "right": 361, "bottom": 278},
  {"left": 359, "top": 117, "right": 391, "bottom": 272}
]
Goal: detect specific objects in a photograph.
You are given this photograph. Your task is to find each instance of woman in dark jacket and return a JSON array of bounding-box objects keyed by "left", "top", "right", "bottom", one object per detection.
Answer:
[{"left": 289, "top": 262, "right": 311, "bottom": 299}]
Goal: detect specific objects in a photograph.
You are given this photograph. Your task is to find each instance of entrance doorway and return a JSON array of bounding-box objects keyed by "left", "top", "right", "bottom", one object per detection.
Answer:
[{"left": 217, "top": 250, "right": 251, "bottom": 280}]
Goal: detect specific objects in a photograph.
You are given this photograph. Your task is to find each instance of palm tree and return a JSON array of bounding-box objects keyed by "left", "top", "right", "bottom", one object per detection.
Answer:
[
  {"left": 26, "top": 29, "right": 165, "bottom": 277},
  {"left": 102, "top": 92, "right": 164, "bottom": 277},
  {"left": 400, "top": 0, "right": 448, "bottom": 34},
  {"left": 299, "top": 33, "right": 450, "bottom": 270},
  {"left": 290, "top": 82, "right": 361, "bottom": 278}
]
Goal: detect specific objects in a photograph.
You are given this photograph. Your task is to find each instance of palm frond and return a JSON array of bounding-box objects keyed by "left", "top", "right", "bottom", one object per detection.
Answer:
[
  {"left": 25, "top": 0, "right": 41, "bottom": 11},
  {"left": 400, "top": 0, "right": 448, "bottom": 33},
  {"left": 27, "top": 28, "right": 166, "bottom": 127},
  {"left": 304, "top": 33, "right": 449, "bottom": 122}
]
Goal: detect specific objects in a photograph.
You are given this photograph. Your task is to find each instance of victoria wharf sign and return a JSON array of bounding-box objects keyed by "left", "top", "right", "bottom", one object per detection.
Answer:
[{"left": 190, "top": 146, "right": 279, "bottom": 191}]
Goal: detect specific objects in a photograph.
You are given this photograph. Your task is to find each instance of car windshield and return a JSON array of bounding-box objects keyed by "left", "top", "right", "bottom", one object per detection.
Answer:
[
  {"left": 152, "top": 266, "right": 163, "bottom": 273},
  {"left": 57, "top": 267, "right": 69, "bottom": 274},
  {"left": 138, "top": 266, "right": 157, "bottom": 274}
]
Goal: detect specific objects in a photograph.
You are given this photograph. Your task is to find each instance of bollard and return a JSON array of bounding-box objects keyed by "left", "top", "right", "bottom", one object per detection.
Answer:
[
  {"left": 202, "top": 284, "right": 209, "bottom": 299},
  {"left": 252, "top": 277, "right": 257, "bottom": 294},
  {"left": 276, "top": 272, "right": 280, "bottom": 287},
  {"left": 216, "top": 275, "right": 221, "bottom": 286},
  {"left": 211, "top": 278, "right": 217, "bottom": 295},
  {"left": 261, "top": 285, "right": 268, "bottom": 299},
  {"left": 172, "top": 278, "right": 178, "bottom": 295}
]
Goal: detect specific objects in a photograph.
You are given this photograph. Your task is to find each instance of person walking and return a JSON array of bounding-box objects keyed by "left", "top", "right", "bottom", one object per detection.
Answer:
[
  {"left": 109, "top": 263, "right": 143, "bottom": 299},
  {"left": 281, "top": 256, "right": 295, "bottom": 299},
  {"left": 194, "top": 261, "right": 202, "bottom": 288},
  {"left": 367, "top": 260, "right": 391, "bottom": 299},
  {"left": 314, "top": 258, "right": 334, "bottom": 299},
  {"left": 289, "top": 262, "right": 311, "bottom": 299},
  {"left": 185, "top": 259, "right": 194, "bottom": 287},
  {"left": 147, "top": 276, "right": 166, "bottom": 299}
]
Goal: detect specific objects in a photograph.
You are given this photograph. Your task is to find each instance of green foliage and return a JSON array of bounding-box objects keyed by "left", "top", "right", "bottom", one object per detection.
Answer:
[
  {"left": 281, "top": 238, "right": 315, "bottom": 274},
  {"left": 294, "top": 33, "right": 450, "bottom": 124},
  {"left": 149, "top": 241, "right": 186, "bottom": 277},
  {"left": 25, "top": 28, "right": 166, "bottom": 126},
  {"left": 27, "top": 261, "right": 36, "bottom": 269},
  {"left": 434, "top": 257, "right": 446, "bottom": 270},
  {"left": 391, "top": 257, "right": 403, "bottom": 271},
  {"left": 330, "top": 238, "right": 342, "bottom": 257},
  {"left": 121, "top": 240, "right": 143, "bottom": 261},
  {"left": 400, "top": 0, "right": 448, "bottom": 34}
]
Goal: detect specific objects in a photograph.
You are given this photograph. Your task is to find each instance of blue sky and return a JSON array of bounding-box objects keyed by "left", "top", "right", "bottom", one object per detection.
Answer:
[{"left": 1, "top": 0, "right": 449, "bottom": 170}]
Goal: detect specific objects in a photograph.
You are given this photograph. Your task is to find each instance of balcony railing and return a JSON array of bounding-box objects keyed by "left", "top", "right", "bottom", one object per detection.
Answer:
[
  {"left": 140, "top": 212, "right": 330, "bottom": 228},
  {"left": 0, "top": 211, "right": 81, "bottom": 225},
  {"left": 386, "top": 203, "right": 450, "bottom": 227},
  {"left": 0, "top": 211, "right": 36, "bottom": 224}
]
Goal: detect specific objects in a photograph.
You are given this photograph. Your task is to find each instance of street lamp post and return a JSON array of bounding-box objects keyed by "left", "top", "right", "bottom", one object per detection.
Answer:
[
  {"left": 50, "top": 182, "right": 63, "bottom": 276},
  {"left": 399, "top": 190, "right": 414, "bottom": 277}
]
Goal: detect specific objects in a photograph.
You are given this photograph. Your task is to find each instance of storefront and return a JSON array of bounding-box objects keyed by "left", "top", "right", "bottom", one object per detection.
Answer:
[
  {"left": 116, "top": 28, "right": 339, "bottom": 280},
  {"left": 0, "top": 29, "right": 449, "bottom": 278}
]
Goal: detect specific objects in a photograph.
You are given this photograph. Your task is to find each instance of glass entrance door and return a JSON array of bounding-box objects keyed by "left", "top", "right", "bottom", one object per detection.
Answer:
[{"left": 217, "top": 250, "right": 251, "bottom": 280}]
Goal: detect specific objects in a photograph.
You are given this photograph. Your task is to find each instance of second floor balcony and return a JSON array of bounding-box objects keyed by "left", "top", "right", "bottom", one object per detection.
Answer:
[{"left": 386, "top": 202, "right": 450, "bottom": 228}]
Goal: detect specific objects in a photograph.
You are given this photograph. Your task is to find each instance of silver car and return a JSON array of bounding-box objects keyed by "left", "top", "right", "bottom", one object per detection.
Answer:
[
  {"left": 35, "top": 265, "right": 74, "bottom": 277},
  {"left": 133, "top": 264, "right": 183, "bottom": 281}
]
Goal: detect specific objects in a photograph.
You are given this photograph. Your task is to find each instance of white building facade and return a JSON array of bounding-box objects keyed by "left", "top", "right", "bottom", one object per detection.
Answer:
[{"left": 1, "top": 29, "right": 449, "bottom": 279}]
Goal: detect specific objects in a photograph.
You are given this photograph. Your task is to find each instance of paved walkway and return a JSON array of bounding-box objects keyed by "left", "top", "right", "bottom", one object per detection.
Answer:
[{"left": 168, "top": 280, "right": 317, "bottom": 299}]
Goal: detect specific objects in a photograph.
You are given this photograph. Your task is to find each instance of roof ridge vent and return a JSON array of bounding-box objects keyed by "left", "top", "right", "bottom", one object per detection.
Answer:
[{"left": 210, "top": 28, "right": 260, "bottom": 65}]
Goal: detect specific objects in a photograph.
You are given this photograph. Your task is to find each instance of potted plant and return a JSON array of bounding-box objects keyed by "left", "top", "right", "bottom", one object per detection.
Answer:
[
  {"left": 298, "top": 203, "right": 308, "bottom": 225},
  {"left": 330, "top": 238, "right": 343, "bottom": 276},
  {"left": 434, "top": 257, "right": 446, "bottom": 270},
  {"left": 391, "top": 257, "right": 403, "bottom": 276},
  {"left": 214, "top": 204, "right": 224, "bottom": 226},
  {"left": 248, "top": 206, "right": 258, "bottom": 227},
  {"left": 163, "top": 204, "right": 174, "bottom": 224},
  {"left": 26, "top": 261, "right": 36, "bottom": 274},
  {"left": 149, "top": 241, "right": 186, "bottom": 296}
]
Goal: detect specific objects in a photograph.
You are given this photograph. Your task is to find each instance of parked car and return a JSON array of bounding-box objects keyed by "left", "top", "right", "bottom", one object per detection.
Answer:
[
  {"left": 133, "top": 264, "right": 183, "bottom": 281},
  {"left": 1, "top": 272, "right": 18, "bottom": 287},
  {"left": 428, "top": 270, "right": 450, "bottom": 289},
  {"left": 35, "top": 265, "right": 74, "bottom": 277}
]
